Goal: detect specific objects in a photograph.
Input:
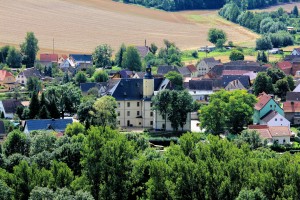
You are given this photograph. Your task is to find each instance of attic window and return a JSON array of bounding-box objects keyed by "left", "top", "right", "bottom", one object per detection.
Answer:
[{"left": 124, "top": 92, "right": 127, "bottom": 96}]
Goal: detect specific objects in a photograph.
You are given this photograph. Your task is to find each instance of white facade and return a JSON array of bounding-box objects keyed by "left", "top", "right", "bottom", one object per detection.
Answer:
[
  {"left": 291, "top": 49, "right": 300, "bottom": 56},
  {"left": 153, "top": 110, "right": 191, "bottom": 131},
  {"left": 188, "top": 90, "right": 213, "bottom": 101},
  {"left": 272, "top": 136, "right": 290, "bottom": 144},
  {"left": 260, "top": 113, "right": 290, "bottom": 128},
  {"left": 16, "top": 74, "right": 26, "bottom": 85},
  {"left": 0, "top": 101, "right": 13, "bottom": 119}
]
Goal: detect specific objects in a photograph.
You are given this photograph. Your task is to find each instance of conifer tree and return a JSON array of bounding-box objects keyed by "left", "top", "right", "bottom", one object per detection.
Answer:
[
  {"left": 261, "top": 51, "right": 268, "bottom": 63},
  {"left": 39, "top": 105, "right": 50, "bottom": 119},
  {"left": 40, "top": 93, "right": 47, "bottom": 108},
  {"left": 256, "top": 51, "right": 261, "bottom": 62},
  {"left": 47, "top": 100, "right": 60, "bottom": 119},
  {"left": 28, "top": 91, "right": 40, "bottom": 119}
]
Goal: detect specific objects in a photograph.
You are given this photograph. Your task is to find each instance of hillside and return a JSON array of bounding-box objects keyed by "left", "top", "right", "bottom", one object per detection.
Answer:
[{"left": 0, "top": 0, "right": 258, "bottom": 54}]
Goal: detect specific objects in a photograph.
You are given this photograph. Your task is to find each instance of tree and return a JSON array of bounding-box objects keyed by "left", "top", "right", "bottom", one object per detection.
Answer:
[
  {"left": 93, "top": 70, "right": 108, "bottom": 82},
  {"left": 6, "top": 47, "right": 22, "bottom": 68},
  {"left": 47, "top": 99, "right": 60, "bottom": 119},
  {"left": 256, "top": 51, "right": 261, "bottom": 62},
  {"left": 150, "top": 43, "right": 158, "bottom": 54},
  {"left": 0, "top": 180, "right": 13, "bottom": 200},
  {"left": 29, "top": 131, "right": 56, "bottom": 156},
  {"left": 12, "top": 161, "right": 33, "bottom": 200},
  {"left": 45, "top": 83, "right": 82, "bottom": 118},
  {"left": 63, "top": 72, "right": 70, "bottom": 84},
  {"left": 75, "top": 71, "right": 87, "bottom": 86},
  {"left": 229, "top": 50, "right": 244, "bottom": 61},
  {"left": 256, "top": 36, "right": 273, "bottom": 50},
  {"left": 50, "top": 161, "right": 74, "bottom": 189},
  {"left": 29, "top": 91, "right": 40, "bottom": 119},
  {"left": 27, "top": 77, "right": 42, "bottom": 93},
  {"left": 38, "top": 105, "right": 50, "bottom": 119},
  {"left": 152, "top": 90, "right": 172, "bottom": 130},
  {"left": 216, "top": 39, "right": 226, "bottom": 49},
  {"left": 286, "top": 75, "right": 295, "bottom": 91},
  {"left": 20, "top": 32, "right": 39, "bottom": 68},
  {"left": 267, "top": 68, "right": 286, "bottom": 84},
  {"left": 115, "top": 43, "right": 126, "bottom": 68},
  {"left": 292, "top": 6, "right": 299, "bottom": 17},
  {"left": 65, "top": 122, "right": 85, "bottom": 136},
  {"left": 122, "top": 46, "right": 142, "bottom": 71},
  {"left": 261, "top": 51, "right": 268, "bottom": 63},
  {"left": 236, "top": 188, "right": 267, "bottom": 200},
  {"left": 208, "top": 28, "right": 227, "bottom": 45},
  {"left": 90, "top": 96, "right": 117, "bottom": 128},
  {"left": 253, "top": 72, "right": 274, "bottom": 96},
  {"left": 2, "top": 130, "right": 30, "bottom": 156},
  {"left": 234, "top": 130, "right": 264, "bottom": 150},
  {"left": 165, "top": 71, "right": 183, "bottom": 90},
  {"left": 77, "top": 99, "right": 95, "bottom": 128},
  {"left": 0, "top": 45, "right": 10, "bottom": 63},
  {"left": 29, "top": 187, "right": 54, "bottom": 200},
  {"left": 275, "top": 78, "right": 290, "bottom": 100},
  {"left": 92, "top": 44, "right": 113, "bottom": 68}
]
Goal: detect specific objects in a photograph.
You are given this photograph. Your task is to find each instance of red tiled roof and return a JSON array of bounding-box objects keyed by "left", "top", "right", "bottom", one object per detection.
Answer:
[
  {"left": 186, "top": 64, "right": 197, "bottom": 73},
  {"left": 269, "top": 126, "right": 291, "bottom": 137},
  {"left": 277, "top": 61, "right": 292, "bottom": 70},
  {"left": 254, "top": 92, "right": 272, "bottom": 111},
  {"left": 283, "top": 101, "right": 300, "bottom": 112},
  {"left": 40, "top": 54, "right": 58, "bottom": 62},
  {"left": 0, "top": 70, "right": 14, "bottom": 82},
  {"left": 61, "top": 54, "right": 68, "bottom": 60},
  {"left": 248, "top": 125, "right": 268, "bottom": 129},
  {"left": 222, "top": 70, "right": 251, "bottom": 76}
]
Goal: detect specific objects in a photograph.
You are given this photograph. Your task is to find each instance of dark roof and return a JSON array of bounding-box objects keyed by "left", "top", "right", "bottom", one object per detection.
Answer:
[
  {"left": 286, "top": 92, "right": 300, "bottom": 101},
  {"left": 136, "top": 46, "right": 150, "bottom": 58},
  {"left": 111, "top": 78, "right": 163, "bottom": 100},
  {"left": 80, "top": 83, "right": 101, "bottom": 93},
  {"left": 188, "top": 80, "right": 213, "bottom": 90},
  {"left": 201, "top": 57, "right": 221, "bottom": 69},
  {"left": 157, "top": 65, "right": 179, "bottom": 75},
  {"left": 120, "top": 70, "right": 133, "bottom": 78},
  {"left": 261, "top": 110, "right": 279, "bottom": 122},
  {"left": 19, "top": 68, "right": 43, "bottom": 78},
  {"left": 2, "top": 99, "right": 23, "bottom": 113},
  {"left": 25, "top": 119, "right": 73, "bottom": 132},
  {"left": 221, "top": 75, "right": 250, "bottom": 88},
  {"left": 69, "top": 54, "right": 92, "bottom": 62},
  {"left": 0, "top": 121, "right": 5, "bottom": 135},
  {"left": 134, "top": 72, "right": 145, "bottom": 78},
  {"left": 177, "top": 67, "right": 191, "bottom": 77},
  {"left": 284, "top": 55, "right": 300, "bottom": 61}
]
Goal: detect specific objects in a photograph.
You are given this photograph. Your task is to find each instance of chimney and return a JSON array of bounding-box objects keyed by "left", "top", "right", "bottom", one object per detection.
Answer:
[{"left": 145, "top": 39, "right": 147, "bottom": 47}]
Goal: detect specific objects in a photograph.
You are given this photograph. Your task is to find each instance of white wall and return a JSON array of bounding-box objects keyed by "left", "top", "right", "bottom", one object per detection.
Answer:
[
  {"left": 260, "top": 114, "right": 290, "bottom": 128},
  {"left": 272, "top": 136, "right": 290, "bottom": 144},
  {"left": 153, "top": 110, "right": 191, "bottom": 131}
]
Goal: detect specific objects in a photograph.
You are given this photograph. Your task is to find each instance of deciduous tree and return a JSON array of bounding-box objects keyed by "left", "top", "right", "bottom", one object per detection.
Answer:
[
  {"left": 20, "top": 32, "right": 39, "bottom": 68},
  {"left": 122, "top": 46, "right": 142, "bottom": 71},
  {"left": 92, "top": 44, "right": 113, "bottom": 68}
]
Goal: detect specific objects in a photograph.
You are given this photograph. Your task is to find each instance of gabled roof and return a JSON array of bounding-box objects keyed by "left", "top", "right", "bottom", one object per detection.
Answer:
[
  {"left": 25, "top": 119, "right": 73, "bottom": 132},
  {"left": 261, "top": 110, "right": 280, "bottom": 123},
  {"left": 284, "top": 55, "right": 300, "bottom": 61},
  {"left": 186, "top": 64, "right": 197, "bottom": 73},
  {"left": 0, "top": 70, "right": 14, "bottom": 81},
  {"left": 119, "top": 70, "right": 133, "bottom": 78},
  {"left": 286, "top": 92, "right": 300, "bottom": 101},
  {"left": 277, "top": 61, "right": 292, "bottom": 70},
  {"left": 221, "top": 75, "right": 250, "bottom": 88},
  {"left": 283, "top": 101, "right": 300, "bottom": 112},
  {"left": 222, "top": 70, "right": 251, "bottom": 76},
  {"left": 110, "top": 78, "right": 163, "bottom": 100},
  {"left": 80, "top": 83, "right": 100, "bottom": 93},
  {"left": 188, "top": 80, "right": 213, "bottom": 91},
  {"left": 269, "top": 126, "right": 291, "bottom": 137},
  {"left": 2, "top": 99, "right": 23, "bottom": 113},
  {"left": 19, "top": 68, "right": 43, "bottom": 78},
  {"left": 177, "top": 67, "right": 191, "bottom": 77},
  {"left": 69, "top": 54, "right": 92, "bottom": 62},
  {"left": 135, "top": 46, "right": 150, "bottom": 58},
  {"left": 293, "top": 48, "right": 300, "bottom": 54},
  {"left": 225, "top": 80, "right": 245, "bottom": 90},
  {"left": 40, "top": 54, "right": 58, "bottom": 62},
  {"left": 248, "top": 125, "right": 272, "bottom": 139},
  {"left": 0, "top": 120, "right": 5, "bottom": 135},
  {"left": 254, "top": 92, "right": 272, "bottom": 111},
  {"left": 200, "top": 57, "right": 221, "bottom": 69},
  {"left": 157, "top": 65, "right": 179, "bottom": 75},
  {"left": 133, "top": 72, "right": 145, "bottom": 78}
]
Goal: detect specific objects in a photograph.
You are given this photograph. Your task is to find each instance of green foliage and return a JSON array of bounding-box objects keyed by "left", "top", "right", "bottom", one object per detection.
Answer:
[
  {"left": 39, "top": 105, "right": 50, "bottom": 119},
  {"left": 50, "top": 161, "right": 74, "bottom": 189},
  {"left": 267, "top": 68, "right": 286, "bottom": 84},
  {"left": 0, "top": 179, "right": 13, "bottom": 200},
  {"left": 62, "top": 72, "right": 70, "bottom": 84},
  {"left": 115, "top": 43, "right": 126, "bottom": 68},
  {"left": 164, "top": 71, "right": 183, "bottom": 90},
  {"left": 158, "top": 39, "right": 182, "bottom": 66},
  {"left": 234, "top": 130, "right": 264, "bottom": 150},
  {"left": 253, "top": 72, "right": 274, "bottom": 96},
  {"left": 292, "top": 6, "right": 299, "bottom": 17},
  {"left": 122, "top": 46, "right": 142, "bottom": 71},
  {"left": 77, "top": 99, "right": 95, "bottom": 129},
  {"left": 0, "top": 45, "right": 10, "bottom": 63},
  {"left": 65, "top": 122, "right": 85, "bottom": 137},
  {"left": 3, "top": 130, "right": 30, "bottom": 156},
  {"left": 75, "top": 71, "right": 87, "bottom": 86},
  {"left": 27, "top": 76, "right": 42, "bottom": 92},
  {"left": 6, "top": 46, "right": 22, "bottom": 68},
  {"left": 29, "top": 131, "right": 56, "bottom": 156},
  {"left": 93, "top": 70, "right": 108, "bottom": 82},
  {"left": 229, "top": 50, "right": 244, "bottom": 61},
  {"left": 29, "top": 91, "right": 40, "bottom": 119},
  {"left": 200, "top": 90, "right": 257, "bottom": 134},
  {"left": 20, "top": 32, "right": 39, "bottom": 68},
  {"left": 208, "top": 28, "right": 227, "bottom": 45},
  {"left": 256, "top": 36, "right": 273, "bottom": 50},
  {"left": 236, "top": 188, "right": 267, "bottom": 200},
  {"left": 92, "top": 44, "right": 113, "bottom": 68}
]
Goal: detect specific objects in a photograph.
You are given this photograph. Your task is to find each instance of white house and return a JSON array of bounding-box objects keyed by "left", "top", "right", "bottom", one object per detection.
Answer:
[
  {"left": 0, "top": 99, "right": 23, "bottom": 119},
  {"left": 291, "top": 48, "right": 300, "bottom": 56},
  {"left": 260, "top": 111, "right": 290, "bottom": 128}
]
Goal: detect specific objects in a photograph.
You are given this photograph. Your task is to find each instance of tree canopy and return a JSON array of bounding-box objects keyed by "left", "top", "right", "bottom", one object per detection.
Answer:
[
  {"left": 20, "top": 32, "right": 39, "bottom": 68},
  {"left": 92, "top": 44, "right": 113, "bottom": 68}
]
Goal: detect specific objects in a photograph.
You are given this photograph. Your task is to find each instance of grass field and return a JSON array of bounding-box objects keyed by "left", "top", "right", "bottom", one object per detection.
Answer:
[{"left": 0, "top": 0, "right": 259, "bottom": 54}]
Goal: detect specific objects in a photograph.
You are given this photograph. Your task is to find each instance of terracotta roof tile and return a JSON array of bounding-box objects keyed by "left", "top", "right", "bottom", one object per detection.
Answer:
[
  {"left": 254, "top": 92, "right": 271, "bottom": 111},
  {"left": 40, "top": 54, "right": 58, "bottom": 62},
  {"left": 283, "top": 101, "right": 300, "bottom": 112},
  {"left": 186, "top": 64, "right": 197, "bottom": 73},
  {"left": 0, "top": 70, "right": 14, "bottom": 82},
  {"left": 277, "top": 61, "right": 292, "bottom": 70},
  {"left": 268, "top": 126, "right": 291, "bottom": 137}
]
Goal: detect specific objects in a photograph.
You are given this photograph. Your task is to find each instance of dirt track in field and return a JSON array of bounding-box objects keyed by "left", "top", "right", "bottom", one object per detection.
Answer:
[{"left": 1, "top": 0, "right": 260, "bottom": 54}]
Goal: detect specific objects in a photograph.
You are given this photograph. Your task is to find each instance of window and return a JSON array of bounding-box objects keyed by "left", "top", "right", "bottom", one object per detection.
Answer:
[
  {"left": 150, "top": 121, "right": 153, "bottom": 125},
  {"left": 150, "top": 112, "right": 153, "bottom": 117},
  {"left": 127, "top": 111, "right": 130, "bottom": 116},
  {"left": 274, "top": 105, "right": 276, "bottom": 108},
  {"left": 283, "top": 139, "right": 286, "bottom": 143},
  {"left": 270, "top": 105, "right": 272, "bottom": 108},
  {"left": 118, "top": 111, "right": 120, "bottom": 116},
  {"left": 280, "top": 118, "right": 283, "bottom": 121},
  {"left": 137, "top": 111, "right": 140, "bottom": 116},
  {"left": 127, "top": 102, "right": 130, "bottom": 107},
  {"left": 137, "top": 102, "right": 140, "bottom": 107},
  {"left": 118, "top": 121, "right": 120, "bottom": 125},
  {"left": 139, "top": 122, "right": 141, "bottom": 125},
  {"left": 150, "top": 103, "right": 153, "bottom": 107},
  {"left": 275, "top": 118, "right": 277, "bottom": 121},
  {"left": 118, "top": 103, "right": 120, "bottom": 107}
]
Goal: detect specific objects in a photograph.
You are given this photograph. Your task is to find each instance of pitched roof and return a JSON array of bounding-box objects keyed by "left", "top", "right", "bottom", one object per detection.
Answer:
[
  {"left": 222, "top": 70, "right": 251, "bottom": 76},
  {"left": 135, "top": 46, "right": 150, "bottom": 58},
  {"left": 188, "top": 80, "right": 213, "bottom": 90},
  {"left": 261, "top": 110, "right": 279, "bottom": 123},
  {"left": 80, "top": 83, "right": 100, "bottom": 93},
  {"left": 2, "top": 99, "right": 23, "bottom": 113},
  {"left": 69, "top": 54, "right": 92, "bottom": 62},
  {"left": 277, "top": 61, "right": 292, "bottom": 70},
  {"left": 254, "top": 92, "right": 272, "bottom": 111},
  {"left": 293, "top": 48, "right": 300, "bottom": 54},
  {"left": 268, "top": 126, "right": 291, "bottom": 137},
  {"left": 110, "top": 78, "right": 163, "bottom": 100},
  {"left": 25, "top": 119, "right": 73, "bottom": 132},
  {"left": 19, "top": 68, "right": 43, "bottom": 78},
  {"left": 284, "top": 55, "right": 300, "bottom": 61},
  {"left": 186, "top": 64, "right": 197, "bottom": 73},
  {"left": 221, "top": 75, "right": 250, "bottom": 88},
  {"left": 0, "top": 70, "right": 14, "bottom": 81},
  {"left": 248, "top": 125, "right": 272, "bottom": 139},
  {"left": 283, "top": 101, "right": 300, "bottom": 112},
  {"left": 225, "top": 80, "right": 245, "bottom": 90},
  {"left": 0, "top": 120, "right": 5, "bottom": 135},
  {"left": 286, "top": 92, "right": 300, "bottom": 101},
  {"left": 133, "top": 72, "right": 145, "bottom": 78},
  {"left": 40, "top": 54, "right": 58, "bottom": 62},
  {"left": 157, "top": 65, "right": 179, "bottom": 75},
  {"left": 119, "top": 70, "right": 133, "bottom": 78},
  {"left": 177, "top": 67, "right": 191, "bottom": 77}
]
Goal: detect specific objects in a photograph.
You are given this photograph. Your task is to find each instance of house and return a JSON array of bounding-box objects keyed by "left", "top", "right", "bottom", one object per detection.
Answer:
[
  {"left": 178, "top": 67, "right": 191, "bottom": 77},
  {"left": 277, "top": 61, "right": 292, "bottom": 75},
  {"left": 112, "top": 70, "right": 134, "bottom": 79},
  {"left": 0, "top": 70, "right": 18, "bottom": 90},
  {"left": 187, "top": 79, "right": 214, "bottom": 101},
  {"left": 253, "top": 92, "right": 283, "bottom": 124},
  {"left": 16, "top": 68, "right": 43, "bottom": 85},
  {"left": 109, "top": 66, "right": 191, "bottom": 131},
  {"left": 248, "top": 125, "right": 291, "bottom": 145},
  {"left": 69, "top": 54, "right": 93, "bottom": 70},
  {"left": 283, "top": 101, "right": 300, "bottom": 124},
  {"left": 132, "top": 72, "right": 145, "bottom": 79},
  {"left": 186, "top": 64, "right": 198, "bottom": 77},
  {"left": 221, "top": 75, "right": 251, "bottom": 89},
  {"left": 291, "top": 48, "right": 300, "bottom": 56},
  {"left": 24, "top": 118, "right": 73, "bottom": 135},
  {"left": 136, "top": 46, "right": 150, "bottom": 58},
  {"left": 224, "top": 80, "right": 245, "bottom": 91},
  {"left": 260, "top": 110, "right": 290, "bottom": 128},
  {"left": 80, "top": 82, "right": 108, "bottom": 95},
  {"left": 157, "top": 65, "right": 179, "bottom": 76},
  {"left": 39, "top": 53, "right": 58, "bottom": 66},
  {"left": 196, "top": 58, "right": 221, "bottom": 76},
  {"left": 286, "top": 92, "right": 300, "bottom": 101},
  {"left": 0, "top": 99, "right": 23, "bottom": 118},
  {"left": 293, "top": 84, "right": 300, "bottom": 92},
  {"left": 291, "top": 57, "right": 300, "bottom": 76},
  {"left": 60, "top": 58, "right": 76, "bottom": 70},
  {"left": 58, "top": 55, "right": 68, "bottom": 65}
]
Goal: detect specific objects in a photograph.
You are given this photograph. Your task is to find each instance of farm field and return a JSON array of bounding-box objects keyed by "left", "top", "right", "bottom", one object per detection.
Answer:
[{"left": 0, "top": 0, "right": 258, "bottom": 54}]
